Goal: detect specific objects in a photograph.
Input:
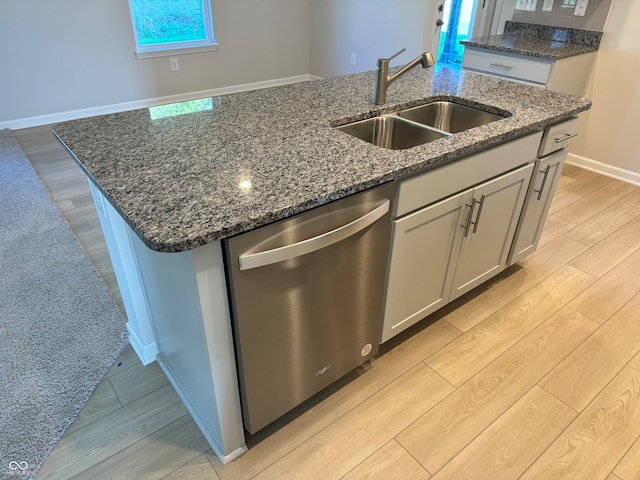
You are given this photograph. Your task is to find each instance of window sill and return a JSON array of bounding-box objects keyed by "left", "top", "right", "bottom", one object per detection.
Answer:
[{"left": 136, "top": 43, "right": 219, "bottom": 59}]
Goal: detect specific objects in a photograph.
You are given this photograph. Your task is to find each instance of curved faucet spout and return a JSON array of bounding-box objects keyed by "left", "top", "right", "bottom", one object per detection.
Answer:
[{"left": 373, "top": 50, "right": 435, "bottom": 105}]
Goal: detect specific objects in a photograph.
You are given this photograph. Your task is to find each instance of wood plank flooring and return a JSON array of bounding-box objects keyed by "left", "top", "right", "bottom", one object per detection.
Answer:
[{"left": 12, "top": 124, "right": 640, "bottom": 479}]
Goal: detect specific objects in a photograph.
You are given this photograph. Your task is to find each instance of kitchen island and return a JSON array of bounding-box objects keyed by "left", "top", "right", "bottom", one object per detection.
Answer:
[{"left": 52, "top": 65, "right": 591, "bottom": 463}]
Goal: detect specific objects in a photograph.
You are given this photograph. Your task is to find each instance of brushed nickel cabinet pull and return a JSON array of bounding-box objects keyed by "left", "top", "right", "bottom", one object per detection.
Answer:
[
  {"left": 534, "top": 165, "right": 552, "bottom": 201},
  {"left": 462, "top": 200, "right": 475, "bottom": 237},
  {"left": 554, "top": 132, "right": 578, "bottom": 143},
  {"left": 470, "top": 195, "right": 486, "bottom": 233},
  {"left": 490, "top": 62, "right": 513, "bottom": 70}
]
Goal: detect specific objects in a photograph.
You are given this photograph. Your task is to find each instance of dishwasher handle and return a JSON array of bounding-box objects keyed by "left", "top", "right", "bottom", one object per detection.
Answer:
[{"left": 238, "top": 200, "right": 390, "bottom": 271}]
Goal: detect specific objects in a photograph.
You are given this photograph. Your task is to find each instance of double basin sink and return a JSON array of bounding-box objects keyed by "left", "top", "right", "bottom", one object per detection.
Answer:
[{"left": 335, "top": 100, "right": 509, "bottom": 150}]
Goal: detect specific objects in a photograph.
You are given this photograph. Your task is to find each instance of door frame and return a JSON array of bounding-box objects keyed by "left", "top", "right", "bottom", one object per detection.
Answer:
[{"left": 471, "top": 0, "right": 500, "bottom": 38}]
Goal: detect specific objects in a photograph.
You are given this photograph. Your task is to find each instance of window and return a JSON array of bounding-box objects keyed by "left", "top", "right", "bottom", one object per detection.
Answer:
[{"left": 128, "top": 0, "right": 217, "bottom": 59}]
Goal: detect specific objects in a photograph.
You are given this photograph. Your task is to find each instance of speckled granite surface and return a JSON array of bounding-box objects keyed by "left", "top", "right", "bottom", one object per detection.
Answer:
[
  {"left": 504, "top": 22, "right": 603, "bottom": 48},
  {"left": 53, "top": 66, "right": 591, "bottom": 252},
  {"left": 461, "top": 21, "right": 601, "bottom": 60}
]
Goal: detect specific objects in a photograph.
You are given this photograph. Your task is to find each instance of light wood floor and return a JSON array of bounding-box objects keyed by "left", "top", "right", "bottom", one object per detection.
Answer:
[{"left": 13, "top": 124, "right": 640, "bottom": 480}]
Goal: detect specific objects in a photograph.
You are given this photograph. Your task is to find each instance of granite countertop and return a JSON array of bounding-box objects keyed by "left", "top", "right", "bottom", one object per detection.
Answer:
[
  {"left": 461, "top": 21, "right": 602, "bottom": 60},
  {"left": 461, "top": 34, "right": 598, "bottom": 60},
  {"left": 53, "top": 66, "right": 591, "bottom": 253}
]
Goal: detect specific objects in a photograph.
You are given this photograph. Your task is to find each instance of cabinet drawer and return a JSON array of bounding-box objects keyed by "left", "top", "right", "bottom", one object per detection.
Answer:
[
  {"left": 395, "top": 132, "right": 542, "bottom": 218},
  {"left": 463, "top": 47, "right": 553, "bottom": 85},
  {"left": 538, "top": 117, "right": 579, "bottom": 156}
]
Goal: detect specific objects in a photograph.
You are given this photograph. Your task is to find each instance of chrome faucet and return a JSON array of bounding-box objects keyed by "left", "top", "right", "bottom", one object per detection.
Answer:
[{"left": 373, "top": 48, "right": 435, "bottom": 105}]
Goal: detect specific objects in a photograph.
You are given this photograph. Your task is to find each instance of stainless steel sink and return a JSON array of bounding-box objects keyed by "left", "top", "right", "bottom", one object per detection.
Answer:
[
  {"left": 335, "top": 100, "right": 509, "bottom": 150},
  {"left": 396, "top": 101, "right": 506, "bottom": 134},
  {"left": 335, "top": 115, "right": 447, "bottom": 150}
]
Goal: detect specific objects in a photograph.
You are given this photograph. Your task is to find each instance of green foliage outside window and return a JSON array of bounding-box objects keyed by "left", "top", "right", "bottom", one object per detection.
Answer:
[
  {"left": 130, "top": 0, "right": 207, "bottom": 46},
  {"left": 149, "top": 98, "right": 214, "bottom": 120}
]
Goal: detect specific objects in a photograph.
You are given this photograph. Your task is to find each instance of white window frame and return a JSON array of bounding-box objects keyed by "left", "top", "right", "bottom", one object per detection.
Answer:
[{"left": 128, "top": 0, "right": 218, "bottom": 59}]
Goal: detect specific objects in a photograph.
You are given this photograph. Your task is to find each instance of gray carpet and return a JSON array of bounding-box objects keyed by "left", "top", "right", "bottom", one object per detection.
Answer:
[{"left": 0, "top": 129, "right": 128, "bottom": 480}]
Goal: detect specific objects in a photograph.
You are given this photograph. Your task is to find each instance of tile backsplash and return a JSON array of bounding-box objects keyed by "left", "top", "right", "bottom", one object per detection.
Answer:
[{"left": 512, "top": 0, "right": 612, "bottom": 31}]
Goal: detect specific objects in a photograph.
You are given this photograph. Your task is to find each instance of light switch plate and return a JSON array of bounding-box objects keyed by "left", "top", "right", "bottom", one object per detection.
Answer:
[
  {"left": 515, "top": 0, "right": 538, "bottom": 12},
  {"left": 574, "top": 0, "right": 588, "bottom": 16},
  {"left": 542, "top": 0, "right": 554, "bottom": 12}
]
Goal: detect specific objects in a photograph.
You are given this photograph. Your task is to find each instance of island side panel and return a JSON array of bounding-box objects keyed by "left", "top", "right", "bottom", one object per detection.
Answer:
[
  {"left": 129, "top": 233, "right": 247, "bottom": 463},
  {"left": 89, "top": 182, "right": 246, "bottom": 462},
  {"left": 88, "top": 181, "right": 158, "bottom": 364}
]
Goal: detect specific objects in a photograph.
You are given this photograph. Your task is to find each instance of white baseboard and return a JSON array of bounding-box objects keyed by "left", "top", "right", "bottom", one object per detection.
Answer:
[
  {"left": 567, "top": 152, "right": 640, "bottom": 187},
  {"left": 2, "top": 74, "right": 322, "bottom": 131},
  {"left": 127, "top": 323, "right": 158, "bottom": 366}
]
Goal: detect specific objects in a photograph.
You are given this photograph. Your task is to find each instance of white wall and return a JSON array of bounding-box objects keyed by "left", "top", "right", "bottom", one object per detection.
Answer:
[
  {"left": 0, "top": 0, "right": 311, "bottom": 128},
  {"left": 511, "top": 0, "right": 612, "bottom": 31},
  {"left": 309, "top": 0, "right": 431, "bottom": 79},
  {"left": 1, "top": 0, "right": 433, "bottom": 128},
  {"left": 570, "top": 0, "right": 640, "bottom": 183}
]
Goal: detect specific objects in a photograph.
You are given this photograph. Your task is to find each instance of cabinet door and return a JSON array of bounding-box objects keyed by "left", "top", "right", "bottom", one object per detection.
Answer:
[
  {"left": 509, "top": 150, "right": 567, "bottom": 265},
  {"left": 381, "top": 190, "right": 472, "bottom": 343},
  {"left": 450, "top": 164, "right": 534, "bottom": 301}
]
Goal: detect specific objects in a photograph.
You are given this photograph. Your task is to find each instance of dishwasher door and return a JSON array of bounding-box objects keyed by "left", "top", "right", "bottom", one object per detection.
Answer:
[{"left": 225, "top": 182, "right": 394, "bottom": 434}]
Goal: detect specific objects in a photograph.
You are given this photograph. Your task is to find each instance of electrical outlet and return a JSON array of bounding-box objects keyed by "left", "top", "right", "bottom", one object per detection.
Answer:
[
  {"left": 170, "top": 58, "right": 179, "bottom": 71},
  {"left": 542, "top": 0, "right": 554, "bottom": 11},
  {"left": 574, "top": 0, "right": 588, "bottom": 16},
  {"left": 350, "top": 53, "right": 356, "bottom": 66}
]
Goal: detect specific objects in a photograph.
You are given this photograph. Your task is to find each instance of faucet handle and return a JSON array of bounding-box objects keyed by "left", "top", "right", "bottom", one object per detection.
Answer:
[
  {"left": 383, "top": 48, "right": 406, "bottom": 62},
  {"left": 377, "top": 48, "right": 407, "bottom": 71}
]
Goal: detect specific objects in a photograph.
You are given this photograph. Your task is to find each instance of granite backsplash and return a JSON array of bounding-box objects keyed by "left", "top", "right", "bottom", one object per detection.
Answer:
[{"left": 504, "top": 21, "right": 603, "bottom": 48}]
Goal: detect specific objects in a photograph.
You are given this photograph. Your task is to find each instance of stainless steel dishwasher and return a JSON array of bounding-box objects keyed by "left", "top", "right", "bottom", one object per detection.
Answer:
[{"left": 224, "top": 182, "right": 394, "bottom": 434}]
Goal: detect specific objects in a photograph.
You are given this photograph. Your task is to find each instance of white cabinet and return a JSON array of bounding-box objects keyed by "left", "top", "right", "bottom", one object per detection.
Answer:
[
  {"left": 382, "top": 191, "right": 470, "bottom": 342},
  {"left": 509, "top": 118, "right": 577, "bottom": 264},
  {"left": 509, "top": 151, "right": 566, "bottom": 264},
  {"left": 450, "top": 163, "right": 534, "bottom": 300},
  {"left": 382, "top": 119, "right": 578, "bottom": 342},
  {"left": 382, "top": 160, "right": 534, "bottom": 342},
  {"left": 462, "top": 47, "right": 596, "bottom": 96}
]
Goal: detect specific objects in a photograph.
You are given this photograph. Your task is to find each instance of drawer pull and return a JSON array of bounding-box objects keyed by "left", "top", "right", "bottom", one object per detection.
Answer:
[
  {"left": 490, "top": 62, "right": 513, "bottom": 70},
  {"left": 554, "top": 132, "right": 578, "bottom": 143}
]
